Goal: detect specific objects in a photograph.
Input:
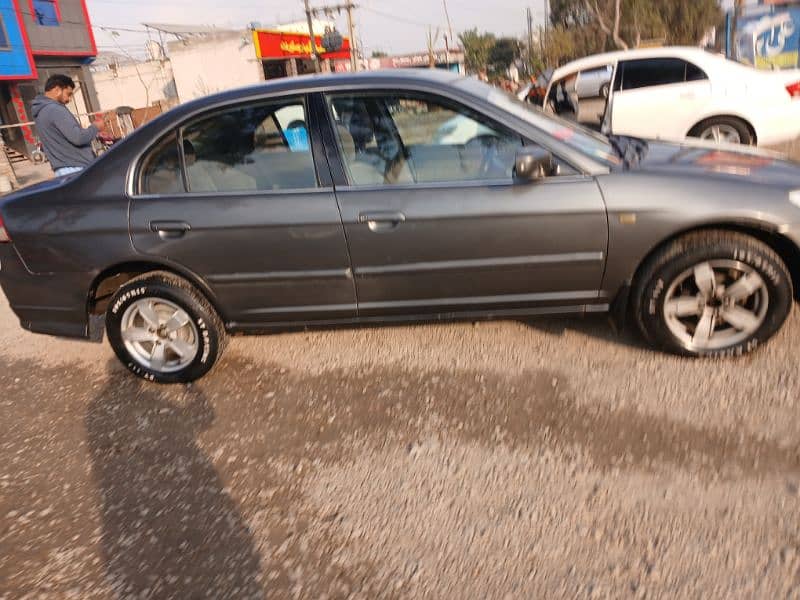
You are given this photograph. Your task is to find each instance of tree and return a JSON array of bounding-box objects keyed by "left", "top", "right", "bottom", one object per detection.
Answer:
[
  {"left": 370, "top": 50, "right": 388, "bottom": 58},
  {"left": 458, "top": 29, "right": 495, "bottom": 74},
  {"left": 547, "top": 0, "right": 721, "bottom": 59},
  {"left": 488, "top": 37, "right": 520, "bottom": 76},
  {"left": 657, "top": 0, "right": 722, "bottom": 47}
]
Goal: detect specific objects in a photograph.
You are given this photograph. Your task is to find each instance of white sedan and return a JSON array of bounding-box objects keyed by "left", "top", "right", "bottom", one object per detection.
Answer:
[{"left": 545, "top": 46, "right": 800, "bottom": 146}]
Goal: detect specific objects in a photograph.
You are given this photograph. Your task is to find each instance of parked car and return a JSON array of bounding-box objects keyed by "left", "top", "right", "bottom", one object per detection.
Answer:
[
  {"left": 546, "top": 46, "right": 800, "bottom": 145},
  {"left": 2, "top": 69, "right": 800, "bottom": 383}
]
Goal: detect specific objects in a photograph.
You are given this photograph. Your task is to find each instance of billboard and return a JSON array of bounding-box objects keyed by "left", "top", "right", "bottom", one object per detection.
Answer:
[
  {"left": 253, "top": 30, "right": 351, "bottom": 61},
  {"left": 733, "top": 5, "right": 800, "bottom": 69}
]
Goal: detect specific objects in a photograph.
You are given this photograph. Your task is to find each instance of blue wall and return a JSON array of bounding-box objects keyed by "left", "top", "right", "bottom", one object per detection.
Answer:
[{"left": 0, "top": 0, "right": 34, "bottom": 79}]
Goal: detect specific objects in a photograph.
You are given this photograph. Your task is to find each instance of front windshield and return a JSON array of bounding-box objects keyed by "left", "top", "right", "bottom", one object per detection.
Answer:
[{"left": 457, "top": 77, "right": 620, "bottom": 165}]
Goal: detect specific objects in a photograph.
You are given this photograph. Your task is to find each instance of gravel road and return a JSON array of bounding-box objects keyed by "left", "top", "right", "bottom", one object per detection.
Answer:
[{"left": 1, "top": 290, "right": 799, "bottom": 599}]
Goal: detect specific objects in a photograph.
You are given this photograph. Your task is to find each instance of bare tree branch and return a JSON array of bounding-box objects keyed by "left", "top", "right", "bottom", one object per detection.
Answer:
[
  {"left": 584, "top": 0, "right": 611, "bottom": 36},
  {"left": 584, "top": 0, "right": 629, "bottom": 50},
  {"left": 612, "top": 0, "right": 629, "bottom": 50}
]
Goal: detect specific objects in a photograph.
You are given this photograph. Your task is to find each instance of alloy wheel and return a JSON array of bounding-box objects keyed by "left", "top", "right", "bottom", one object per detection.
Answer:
[
  {"left": 699, "top": 124, "right": 742, "bottom": 144},
  {"left": 120, "top": 298, "right": 200, "bottom": 373},
  {"left": 663, "top": 260, "right": 769, "bottom": 352}
]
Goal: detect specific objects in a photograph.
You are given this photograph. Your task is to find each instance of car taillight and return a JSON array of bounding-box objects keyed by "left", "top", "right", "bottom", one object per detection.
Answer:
[
  {"left": 0, "top": 212, "right": 10, "bottom": 243},
  {"left": 787, "top": 81, "right": 800, "bottom": 98}
]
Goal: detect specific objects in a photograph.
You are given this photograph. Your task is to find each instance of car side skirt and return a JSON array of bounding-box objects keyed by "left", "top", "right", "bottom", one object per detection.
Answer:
[{"left": 226, "top": 302, "right": 611, "bottom": 334}]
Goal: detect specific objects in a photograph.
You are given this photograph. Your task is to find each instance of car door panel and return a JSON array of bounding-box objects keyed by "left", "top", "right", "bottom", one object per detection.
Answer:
[
  {"left": 336, "top": 178, "right": 608, "bottom": 316},
  {"left": 129, "top": 96, "right": 356, "bottom": 325},
  {"left": 611, "top": 58, "right": 713, "bottom": 141},
  {"left": 130, "top": 191, "right": 355, "bottom": 323},
  {"left": 612, "top": 81, "right": 712, "bottom": 140}
]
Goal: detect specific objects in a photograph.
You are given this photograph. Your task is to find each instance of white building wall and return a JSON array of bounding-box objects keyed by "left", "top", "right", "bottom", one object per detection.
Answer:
[
  {"left": 168, "top": 32, "right": 264, "bottom": 102},
  {"left": 90, "top": 60, "right": 176, "bottom": 111}
]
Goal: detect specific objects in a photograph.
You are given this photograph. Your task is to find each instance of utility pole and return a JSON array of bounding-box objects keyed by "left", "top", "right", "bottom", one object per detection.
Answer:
[
  {"left": 442, "top": 0, "right": 453, "bottom": 69},
  {"left": 542, "top": 0, "right": 548, "bottom": 49},
  {"left": 304, "top": 0, "right": 322, "bottom": 72},
  {"left": 346, "top": 2, "right": 357, "bottom": 72},
  {"left": 527, "top": 7, "right": 534, "bottom": 76},
  {"left": 304, "top": 1, "right": 358, "bottom": 73}
]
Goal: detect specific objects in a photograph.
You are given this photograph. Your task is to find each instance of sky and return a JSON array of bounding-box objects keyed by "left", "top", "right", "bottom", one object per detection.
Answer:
[{"left": 86, "top": 0, "right": 551, "bottom": 60}]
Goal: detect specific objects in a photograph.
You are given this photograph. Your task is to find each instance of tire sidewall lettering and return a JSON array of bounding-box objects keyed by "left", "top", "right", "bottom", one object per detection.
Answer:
[
  {"left": 108, "top": 282, "right": 218, "bottom": 382},
  {"left": 641, "top": 241, "right": 788, "bottom": 357}
]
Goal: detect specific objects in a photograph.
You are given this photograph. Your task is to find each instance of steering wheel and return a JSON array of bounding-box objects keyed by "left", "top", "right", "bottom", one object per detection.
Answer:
[{"left": 465, "top": 134, "right": 503, "bottom": 177}]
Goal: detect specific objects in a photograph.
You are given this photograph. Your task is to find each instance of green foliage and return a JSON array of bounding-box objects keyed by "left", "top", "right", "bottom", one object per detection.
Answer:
[
  {"left": 488, "top": 37, "right": 520, "bottom": 75},
  {"left": 458, "top": 28, "right": 496, "bottom": 74}
]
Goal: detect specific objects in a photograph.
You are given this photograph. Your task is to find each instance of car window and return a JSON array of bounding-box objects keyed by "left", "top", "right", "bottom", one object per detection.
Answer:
[
  {"left": 326, "top": 92, "right": 524, "bottom": 186},
  {"left": 685, "top": 61, "right": 708, "bottom": 82},
  {"left": 457, "top": 77, "right": 619, "bottom": 166},
  {"left": 140, "top": 132, "right": 184, "bottom": 195},
  {"left": 619, "top": 58, "right": 705, "bottom": 91},
  {"left": 181, "top": 98, "right": 317, "bottom": 193}
]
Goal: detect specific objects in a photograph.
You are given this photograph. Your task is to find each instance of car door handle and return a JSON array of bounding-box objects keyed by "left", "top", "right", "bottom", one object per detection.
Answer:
[
  {"left": 150, "top": 221, "right": 191, "bottom": 239},
  {"left": 358, "top": 211, "right": 406, "bottom": 232}
]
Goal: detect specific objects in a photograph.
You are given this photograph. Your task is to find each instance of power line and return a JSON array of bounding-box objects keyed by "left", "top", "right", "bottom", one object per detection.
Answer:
[{"left": 360, "top": 6, "right": 431, "bottom": 29}]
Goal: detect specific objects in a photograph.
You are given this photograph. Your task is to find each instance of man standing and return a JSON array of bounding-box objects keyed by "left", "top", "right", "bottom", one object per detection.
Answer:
[{"left": 31, "top": 74, "right": 105, "bottom": 177}]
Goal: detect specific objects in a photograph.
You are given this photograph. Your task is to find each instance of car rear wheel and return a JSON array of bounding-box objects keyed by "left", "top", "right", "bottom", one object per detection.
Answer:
[
  {"left": 106, "top": 272, "right": 226, "bottom": 383},
  {"left": 690, "top": 117, "right": 753, "bottom": 145},
  {"left": 633, "top": 231, "right": 792, "bottom": 357}
]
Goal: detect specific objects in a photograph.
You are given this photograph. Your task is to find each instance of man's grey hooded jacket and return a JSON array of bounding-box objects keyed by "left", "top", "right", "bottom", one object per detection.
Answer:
[{"left": 31, "top": 96, "right": 98, "bottom": 170}]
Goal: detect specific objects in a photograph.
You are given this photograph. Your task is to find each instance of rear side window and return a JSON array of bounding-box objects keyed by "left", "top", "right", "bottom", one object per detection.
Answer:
[
  {"left": 137, "top": 97, "right": 317, "bottom": 195},
  {"left": 140, "top": 132, "right": 184, "bottom": 195},
  {"left": 182, "top": 98, "right": 316, "bottom": 193},
  {"left": 619, "top": 58, "right": 708, "bottom": 91}
]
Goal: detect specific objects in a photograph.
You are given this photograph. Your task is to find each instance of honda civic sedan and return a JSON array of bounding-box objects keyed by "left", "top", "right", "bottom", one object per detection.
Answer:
[{"left": 2, "top": 69, "right": 800, "bottom": 383}]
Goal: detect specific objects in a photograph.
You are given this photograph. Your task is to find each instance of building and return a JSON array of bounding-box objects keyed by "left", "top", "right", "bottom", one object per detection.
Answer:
[
  {"left": 366, "top": 49, "right": 465, "bottom": 74},
  {"left": 89, "top": 51, "right": 176, "bottom": 112},
  {"left": 166, "top": 29, "right": 264, "bottom": 102},
  {"left": 0, "top": 0, "right": 97, "bottom": 155},
  {"left": 252, "top": 21, "right": 352, "bottom": 79}
]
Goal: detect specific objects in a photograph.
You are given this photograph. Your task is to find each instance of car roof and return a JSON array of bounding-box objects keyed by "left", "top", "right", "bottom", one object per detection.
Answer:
[
  {"left": 549, "top": 46, "right": 724, "bottom": 82},
  {"left": 189, "top": 68, "right": 462, "bottom": 105}
]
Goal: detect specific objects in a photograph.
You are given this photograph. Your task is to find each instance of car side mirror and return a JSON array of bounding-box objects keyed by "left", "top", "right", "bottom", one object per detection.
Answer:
[{"left": 514, "top": 148, "right": 559, "bottom": 183}]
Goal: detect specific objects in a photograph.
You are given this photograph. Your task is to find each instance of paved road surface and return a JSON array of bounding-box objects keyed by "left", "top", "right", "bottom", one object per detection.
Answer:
[{"left": 1, "top": 291, "right": 800, "bottom": 598}]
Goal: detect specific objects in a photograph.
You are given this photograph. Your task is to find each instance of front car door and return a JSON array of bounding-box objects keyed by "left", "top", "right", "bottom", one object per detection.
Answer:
[
  {"left": 129, "top": 94, "right": 356, "bottom": 326},
  {"left": 321, "top": 89, "right": 609, "bottom": 317},
  {"left": 610, "top": 57, "right": 712, "bottom": 141}
]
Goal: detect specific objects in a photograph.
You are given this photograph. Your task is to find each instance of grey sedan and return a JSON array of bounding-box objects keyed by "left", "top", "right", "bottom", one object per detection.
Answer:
[{"left": 2, "top": 69, "right": 800, "bottom": 383}]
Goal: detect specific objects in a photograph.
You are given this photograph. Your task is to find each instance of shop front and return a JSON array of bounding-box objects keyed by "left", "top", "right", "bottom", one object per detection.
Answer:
[
  {"left": 252, "top": 29, "right": 351, "bottom": 79},
  {"left": 367, "top": 50, "right": 465, "bottom": 74}
]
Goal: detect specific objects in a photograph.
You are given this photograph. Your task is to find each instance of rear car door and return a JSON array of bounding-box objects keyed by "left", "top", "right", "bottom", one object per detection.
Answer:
[
  {"left": 129, "top": 95, "right": 356, "bottom": 326},
  {"left": 322, "top": 90, "right": 609, "bottom": 317},
  {"left": 610, "top": 57, "right": 712, "bottom": 141}
]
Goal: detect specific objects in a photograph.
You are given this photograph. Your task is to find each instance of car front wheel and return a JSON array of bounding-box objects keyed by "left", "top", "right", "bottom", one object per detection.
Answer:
[
  {"left": 106, "top": 272, "right": 226, "bottom": 383},
  {"left": 633, "top": 231, "right": 793, "bottom": 357}
]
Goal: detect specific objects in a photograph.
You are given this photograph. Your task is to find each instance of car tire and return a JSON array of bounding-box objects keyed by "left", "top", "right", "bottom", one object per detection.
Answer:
[
  {"left": 690, "top": 117, "right": 754, "bottom": 145},
  {"left": 106, "top": 272, "right": 226, "bottom": 383},
  {"left": 632, "top": 231, "right": 792, "bottom": 357}
]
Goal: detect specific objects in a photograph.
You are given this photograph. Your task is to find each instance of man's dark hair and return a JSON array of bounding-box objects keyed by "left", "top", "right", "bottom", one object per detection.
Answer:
[{"left": 44, "top": 74, "right": 76, "bottom": 92}]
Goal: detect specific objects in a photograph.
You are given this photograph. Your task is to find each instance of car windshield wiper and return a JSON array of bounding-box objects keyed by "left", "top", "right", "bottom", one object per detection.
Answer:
[{"left": 609, "top": 135, "right": 649, "bottom": 167}]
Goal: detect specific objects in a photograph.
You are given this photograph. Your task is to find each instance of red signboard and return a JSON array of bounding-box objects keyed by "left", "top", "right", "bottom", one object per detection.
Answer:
[{"left": 253, "top": 30, "right": 351, "bottom": 60}]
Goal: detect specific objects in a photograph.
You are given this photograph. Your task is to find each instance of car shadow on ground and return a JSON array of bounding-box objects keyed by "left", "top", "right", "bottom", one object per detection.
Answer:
[
  {"left": 519, "top": 313, "right": 653, "bottom": 353},
  {"left": 85, "top": 363, "right": 264, "bottom": 599}
]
